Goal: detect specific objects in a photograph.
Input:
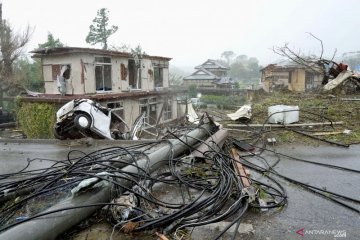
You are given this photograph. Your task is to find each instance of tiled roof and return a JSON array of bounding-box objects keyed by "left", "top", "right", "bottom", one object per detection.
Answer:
[
  {"left": 183, "top": 67, "right": 220, "bottom": 80},
  {"left": 195, "top": 59, "right": 229, "bottom": 70}
]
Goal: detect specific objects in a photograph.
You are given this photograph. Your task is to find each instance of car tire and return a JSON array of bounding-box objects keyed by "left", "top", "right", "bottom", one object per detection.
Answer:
[
  {"left": 53, "top": 125, "right": 67, "bottom": 140},
  {"left": 74, "top": 114, "right": 91, "bottom": 130}
]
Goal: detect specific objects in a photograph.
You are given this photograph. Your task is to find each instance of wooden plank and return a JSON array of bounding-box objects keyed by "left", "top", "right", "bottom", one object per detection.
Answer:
[
  {"left": 230, "top": 148, "right": 250, "bottom": 188},
  {"left": 227, "top": 121, "right": 343, "bottom": 128},
  {"left": 310, "top": 131, "right": 343, "bottom": 136}
]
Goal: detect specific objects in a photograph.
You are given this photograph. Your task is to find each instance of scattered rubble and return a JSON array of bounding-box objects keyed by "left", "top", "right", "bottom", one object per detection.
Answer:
[
  {"left": 227, "top": 104, "right": 252, "bottom": 121},
  {"left": 1, "top": 93, "right": 360, "bottom": 240}
]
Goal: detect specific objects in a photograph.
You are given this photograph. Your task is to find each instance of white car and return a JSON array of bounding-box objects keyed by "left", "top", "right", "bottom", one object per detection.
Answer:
[{"left": 54, "top": 99, "right": 143, "bottom": 140}]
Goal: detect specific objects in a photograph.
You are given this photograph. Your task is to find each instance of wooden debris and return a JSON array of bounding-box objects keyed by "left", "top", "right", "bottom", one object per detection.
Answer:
[
  {"left": 310, "top": 131, "right": 344, "bottom": 136},
  {"left": 230, "top": 148, "right": 251, "bottom": 188},
  {"left": 227, "top": 121, "right": 343, "bottom": 128},
  {"left": 156, "top": 232, "right": 169, "bottom": 240},
  {"left": 121, "top": 221, "right": 139, "bottom": 233}
]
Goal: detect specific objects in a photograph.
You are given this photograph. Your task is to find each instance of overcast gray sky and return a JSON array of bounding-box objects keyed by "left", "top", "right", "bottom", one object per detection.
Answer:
[{"left": 2, "top": 0, "right": 359, "bottom": 68}]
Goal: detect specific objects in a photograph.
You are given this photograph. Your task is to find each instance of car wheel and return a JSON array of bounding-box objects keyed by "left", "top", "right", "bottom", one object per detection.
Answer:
[
  {"left": 74, "top": 114, "right": 91, "bottom": 130},
  {"left": 53, "top": 125, "right": 67, "bottom": 140}
]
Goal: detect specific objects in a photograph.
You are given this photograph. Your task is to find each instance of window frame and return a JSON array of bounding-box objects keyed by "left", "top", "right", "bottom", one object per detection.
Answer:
[{"left": 95, "top": 56, "right": 112, "bottom": 92}]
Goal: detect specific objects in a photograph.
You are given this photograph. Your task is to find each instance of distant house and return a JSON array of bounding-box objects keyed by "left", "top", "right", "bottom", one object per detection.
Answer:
[
  {"left": 183, "top": 59, "right": 234, "bottom": 88},
  {"left": 26, "top": 47, "right": 184, "bottom": 128},
  {"left": 260, "top": 62, "right": 323, "bottom": 92}
]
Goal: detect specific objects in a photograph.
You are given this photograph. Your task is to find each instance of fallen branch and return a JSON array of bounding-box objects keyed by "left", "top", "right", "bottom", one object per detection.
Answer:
[{"left": 291, "top": 129, "right": 349, "bottom": 148}]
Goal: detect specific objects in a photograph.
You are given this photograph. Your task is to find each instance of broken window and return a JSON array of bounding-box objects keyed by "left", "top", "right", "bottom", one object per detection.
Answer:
[
  {"left": 95, "top": 57, "right": 112, "bottom": 91},
  {"left": 154, "top": 67, "right": 163, "bottom": 87},
  {"left": 52, "top": 65, "right": 60, "bottom": 81},
  {"left": 139, "top": 98, "right": 157, "bottom": 125},
  {"left": 52, "top": 64, "right": 71, "bottom": 80},
  {"left": 107, "top": 101, "right": 125, "bottom": 132}
]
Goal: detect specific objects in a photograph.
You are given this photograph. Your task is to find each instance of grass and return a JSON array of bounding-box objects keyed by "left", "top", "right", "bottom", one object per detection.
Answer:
[
  {"left": 248, "top": 92, "right": 360, "bottom": 145},
  {"left": 221, "top": 91, "right": 360, "bottom": 145}
]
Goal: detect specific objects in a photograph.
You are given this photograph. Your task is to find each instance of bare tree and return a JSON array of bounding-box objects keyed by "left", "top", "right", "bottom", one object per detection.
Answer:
[
  {"left": 272, "top": 33, "right": 343, "bottom": 88},
  {"left": 0, "top": 3, "right": 32, "bottom": 106},
  {"left": 272, "top": 33, "right": 360, "bottom": 93},
  {"left": 272, "top": 33, "right": 339, "bottom": 74}
]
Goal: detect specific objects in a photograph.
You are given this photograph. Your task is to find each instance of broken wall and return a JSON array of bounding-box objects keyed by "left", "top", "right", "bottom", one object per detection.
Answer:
[
  {"left": 42, "top": 55, "right": 84, "bottom": 95},
  {"left": 41, "top": 55, "right": 170, "bottom": 95}
]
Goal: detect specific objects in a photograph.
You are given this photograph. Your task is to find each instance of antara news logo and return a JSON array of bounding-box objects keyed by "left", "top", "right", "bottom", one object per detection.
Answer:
[{"left": 295, "top": 228, "right": 346, "bottom": 238}]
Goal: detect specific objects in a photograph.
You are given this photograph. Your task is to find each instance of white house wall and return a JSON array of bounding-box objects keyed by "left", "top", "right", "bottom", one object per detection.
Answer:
[
  {"left": 162, "top": 68, "right": 169, "bottom": 88},
  {"left": 41, "top": 55, "right": 169, "bottom": 94},
  {"left": 42, "top": 55, "right": 84, "bottom": 95},
  {"left": 140, "top": 59, "right": 153, "bottom": 91},
  {"left": 123, "top": 99, "right": 140, "bottom": 128}
]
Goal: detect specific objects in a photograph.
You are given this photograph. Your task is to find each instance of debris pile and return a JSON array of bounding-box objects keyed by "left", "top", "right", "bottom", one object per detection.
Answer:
[
  {"left": 1, "top": 106, "right": 359, "bottom": 239},
  {"left": 0, "top": 118, "right": 289, "bottom": 239}
]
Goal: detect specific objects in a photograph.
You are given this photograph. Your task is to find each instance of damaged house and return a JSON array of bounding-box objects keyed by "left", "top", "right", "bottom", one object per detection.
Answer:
[
  {"left": 183, "top": 59, "right": 234, "bottom": 88},
  {"left": 261, "top": 62, "right": 323, "bottom": 92},
  {"left": 26, "top": 47, "right": 184, "bottom": 131}
]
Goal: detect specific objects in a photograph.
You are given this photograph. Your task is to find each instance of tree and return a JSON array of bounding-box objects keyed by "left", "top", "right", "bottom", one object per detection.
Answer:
[
  {"left": 188, "top": 84, "right": 197, "bottom": 98},
  {"left": 13, "top": 57, "right": 43, "bottom": 92},
  {"left": 131, "top": 44, "right": 146, "bottom": 56},
  {"left": 0, "top": 3, "right": 32, "bottom": 106},
  {"left": 220, "top": 51, "right": 261, "bottom": 85},
  {"left": 169, "top": 73, "right": 182, "bottom": 86},
  {"left": 109, "top": 43, "right": 130, "bottom": 52},
  {"left": 37, "top": 32, "right": 64, "bottom": 49},
  {"left": 272, "top": 33, "right": 338, "bottom": 75},
  {"left": 85, "top": 8, "right": 118, "bottom": 50},
  {"left": 221, "top": 51, "right": 235, "bottom": 65}
]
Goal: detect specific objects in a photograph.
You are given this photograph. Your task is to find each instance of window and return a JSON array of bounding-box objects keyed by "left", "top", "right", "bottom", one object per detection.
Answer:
[
  {"left": 95, "top": 57, "right": 112, "bottom": 91},
  {"left": 163, "top": 100, "right": 172, "bottom": 121},
  {"left": 52, "top": 65, "right": 60, "bottom": 80},
  {"left": 95, "top": 57, "right": 111, "bottom": 63},
  {"left": 288, "top": 71, "right": 292, "bottom": 83},
  {"left": 154, "top": 67, "right": 163, "bottom": 87},
  {"left": 52, "top": 64, "right": 71, "bottom": 81},
  {"left": 107, "top": 101, "right": 125, "bottom": 132},
  {"left": 128, "top": 59, "right": 141, "bottom": 89},
  {"left": 107, "top": 102, "right": 123, "bottom": 109},
  {"left": 305, "top": 71, "right": 315, "bottom": 90},
  {"left": 139, "top": 98, "right": 158, "bottom": 125}
]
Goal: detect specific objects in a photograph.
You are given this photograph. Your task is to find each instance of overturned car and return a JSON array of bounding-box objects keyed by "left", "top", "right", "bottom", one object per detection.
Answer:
[{"left": 53, "top": 99, "right": 144, "bottom": 140}]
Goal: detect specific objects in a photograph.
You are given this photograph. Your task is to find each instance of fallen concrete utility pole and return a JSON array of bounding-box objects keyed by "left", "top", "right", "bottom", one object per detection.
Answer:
[
  {"left": 227, "top": 121, "right": 343, "bottom": 128},
  {"left": 191, "top": 129, "right": 228, "bottom": 158},
  {"left": 0, "top": 123, "right": 217, "bottom": 240}
]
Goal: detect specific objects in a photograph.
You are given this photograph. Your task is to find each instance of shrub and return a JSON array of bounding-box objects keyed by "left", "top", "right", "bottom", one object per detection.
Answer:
[
  {"left": 201, "top": 95, "right": 246, "bottom": 109},
  {"left": 16, "top": 101, "right": 56, "bottom": 138}
]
